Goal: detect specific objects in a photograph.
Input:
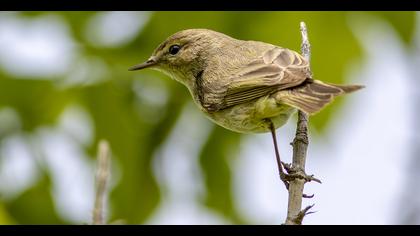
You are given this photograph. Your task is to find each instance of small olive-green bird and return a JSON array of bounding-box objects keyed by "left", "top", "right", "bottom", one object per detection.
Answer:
[{"left": 129, "top": 29, "right": 363, "bottom": 187}]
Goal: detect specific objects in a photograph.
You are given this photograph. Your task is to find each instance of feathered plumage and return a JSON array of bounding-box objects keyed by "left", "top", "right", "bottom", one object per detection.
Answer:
[{"left": 129, "top": 29, "right": 364, "bottom": 133}]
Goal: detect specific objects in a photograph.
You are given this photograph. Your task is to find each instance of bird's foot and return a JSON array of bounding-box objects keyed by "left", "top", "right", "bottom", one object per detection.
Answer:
[
  {"left": 279, "top": 171, "right": 290, "bottom": 190},
  {"left": 280, "top": 161, "right": 321, "bottom": 195}
]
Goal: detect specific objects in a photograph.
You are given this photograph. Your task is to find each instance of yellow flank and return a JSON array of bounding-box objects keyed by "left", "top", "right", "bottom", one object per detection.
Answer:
[{"left": 206, "top": 95, "right": 296, "bottom": 133}]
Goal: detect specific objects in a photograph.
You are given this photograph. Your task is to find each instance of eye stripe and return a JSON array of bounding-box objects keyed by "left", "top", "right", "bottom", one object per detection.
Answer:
[{"left": 157, "top": 42, "right": 167, "bottom": 52}]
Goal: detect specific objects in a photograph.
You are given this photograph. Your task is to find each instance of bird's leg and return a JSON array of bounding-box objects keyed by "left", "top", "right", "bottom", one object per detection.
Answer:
[
  {"left": 267, "top": 119, "right": 290, "bottom": 190},
  {"left": 266, "top": 119, "right": 321, "bottom": 195}
]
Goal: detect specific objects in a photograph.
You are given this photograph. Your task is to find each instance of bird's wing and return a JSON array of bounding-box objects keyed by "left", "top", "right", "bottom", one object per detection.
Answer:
[{"left": 209, "top": 47, "right": 310, "bottom": 111}]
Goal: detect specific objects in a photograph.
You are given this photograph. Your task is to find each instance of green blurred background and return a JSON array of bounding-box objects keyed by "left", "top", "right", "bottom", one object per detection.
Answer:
[{"left": 0, "top": 11, "right": 417, "bottom": 224}]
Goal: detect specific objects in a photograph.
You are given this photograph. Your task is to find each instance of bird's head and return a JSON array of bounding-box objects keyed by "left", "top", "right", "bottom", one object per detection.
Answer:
[{"left": 129, "top": 29, "right": 230, "bottom": 85}]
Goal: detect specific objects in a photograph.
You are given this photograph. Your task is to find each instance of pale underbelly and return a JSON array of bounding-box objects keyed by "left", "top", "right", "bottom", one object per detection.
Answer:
[{"left": 204, "top": 96, "right": 297, "bottom": 134}]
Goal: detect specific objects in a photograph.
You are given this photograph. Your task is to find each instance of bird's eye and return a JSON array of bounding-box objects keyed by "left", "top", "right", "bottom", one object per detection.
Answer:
[{"left": 169, "top": 45, "right": 180, "bottom": 55}]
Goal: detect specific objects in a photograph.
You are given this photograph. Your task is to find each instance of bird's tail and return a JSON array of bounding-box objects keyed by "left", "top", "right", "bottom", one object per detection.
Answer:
[{"left": 275, "top": 79, "right": 364, "bottom": 115}]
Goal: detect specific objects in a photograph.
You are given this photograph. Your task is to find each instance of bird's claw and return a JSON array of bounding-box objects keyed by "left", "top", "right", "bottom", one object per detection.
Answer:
[
  {"left": 302, "top": 193, "right": 314, "bottom": 198},
  {"left": 278, "top": 162, "right": 322, "bottom": 190}
]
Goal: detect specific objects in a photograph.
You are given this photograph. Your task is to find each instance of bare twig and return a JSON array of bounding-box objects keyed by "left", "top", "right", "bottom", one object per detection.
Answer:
[
  {"left": 284, "top": 22, "right": 320, "bottom": 225},
  {"left": 92, "top": 140, "right": 111, "bottom": 225}
]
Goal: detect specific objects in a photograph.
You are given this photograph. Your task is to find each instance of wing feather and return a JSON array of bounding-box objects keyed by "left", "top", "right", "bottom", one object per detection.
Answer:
[{"left": 215, "top": 47, "right": 310, "bottom": 111}]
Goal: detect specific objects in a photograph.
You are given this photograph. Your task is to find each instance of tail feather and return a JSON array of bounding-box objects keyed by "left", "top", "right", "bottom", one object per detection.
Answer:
[
  {"left": 275, "top": 79, "right": 364, "bottom": 115},
  {"left": 337, "top": 83, "right": 365, "bottom": 93}
]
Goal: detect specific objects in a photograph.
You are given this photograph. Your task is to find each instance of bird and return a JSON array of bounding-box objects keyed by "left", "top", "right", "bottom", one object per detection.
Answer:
[{"left": 129, "top": 28, "right": 363, "bottom": 188}]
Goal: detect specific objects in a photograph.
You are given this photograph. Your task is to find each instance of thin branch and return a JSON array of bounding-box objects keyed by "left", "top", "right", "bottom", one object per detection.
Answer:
[
  {"left": 92, "top": 139, "right": 111, "bottom": 225},
  {"left": 284, "top": 22, "right": 320, "bottom": 225}
]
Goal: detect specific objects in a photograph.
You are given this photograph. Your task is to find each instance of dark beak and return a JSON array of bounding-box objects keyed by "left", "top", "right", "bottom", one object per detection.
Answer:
[{"left": 128, "top": 57, "right": 157, "bottom": 71}]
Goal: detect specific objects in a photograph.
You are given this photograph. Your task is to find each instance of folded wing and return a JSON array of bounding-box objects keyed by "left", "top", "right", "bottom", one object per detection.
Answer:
[
  {"left": 202, "top": 47, "right": 363, "bottom": 114},
  {"left": 207, "top": 47, "right": 311, "bottom": 111}
]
